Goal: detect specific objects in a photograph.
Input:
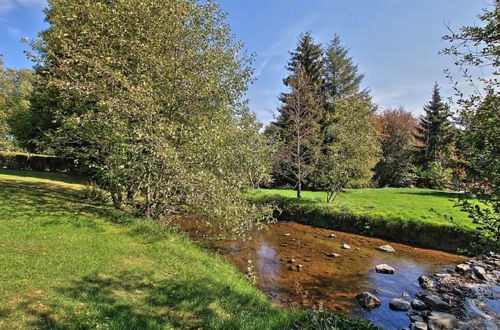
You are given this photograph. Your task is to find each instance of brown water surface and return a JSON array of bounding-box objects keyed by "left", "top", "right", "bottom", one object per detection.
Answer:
[{"left": 176, "top": 219, "right": 466, "bottom": 329}]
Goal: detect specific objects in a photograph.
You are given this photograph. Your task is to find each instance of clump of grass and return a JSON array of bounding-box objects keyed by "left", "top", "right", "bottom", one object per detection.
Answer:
[{"left": 290, "top": 310, "right": 380, "bottom": 330}]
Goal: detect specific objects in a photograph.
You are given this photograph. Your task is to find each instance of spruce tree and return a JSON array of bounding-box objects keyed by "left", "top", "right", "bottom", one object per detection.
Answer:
[
  {"left": 416, "top": 83, "right": 454, "bottom": 168},
  {"left": 323, "top": 35, "right": 365, "bottom": 102},
  {"left": 312, "top": 34, "right": 379, "bottom": 199},
  {"left": 286, "top": 32, "right": 324, "bottom": 90}
]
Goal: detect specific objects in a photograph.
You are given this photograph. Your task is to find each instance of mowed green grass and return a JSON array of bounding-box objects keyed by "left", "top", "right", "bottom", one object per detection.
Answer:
[
  {"left": 246, "top": 188, "right": 474, "bottom": 230},
  {"left": 0, "top": 169, "right": 301, "bottom": 329}
]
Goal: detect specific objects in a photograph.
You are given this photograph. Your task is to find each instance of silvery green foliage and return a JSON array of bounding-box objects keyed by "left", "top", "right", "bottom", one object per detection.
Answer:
[{"left": 31, "top": 0, "right": 273, "bottom": 233}]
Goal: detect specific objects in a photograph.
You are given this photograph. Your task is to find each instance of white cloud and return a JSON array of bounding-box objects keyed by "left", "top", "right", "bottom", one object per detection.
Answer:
[{"left": 0, "top": 0, "right": 46, "bottom": 13}]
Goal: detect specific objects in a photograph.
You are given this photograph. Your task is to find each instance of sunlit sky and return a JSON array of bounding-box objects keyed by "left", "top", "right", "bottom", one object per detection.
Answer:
[{"left": 0, "top": 0, "right": 490, "bottom": 123}]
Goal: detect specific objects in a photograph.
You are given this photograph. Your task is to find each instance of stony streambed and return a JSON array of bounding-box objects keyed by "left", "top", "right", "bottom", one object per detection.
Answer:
[{"left": 175, "top": 219, "right": 473, "bottom": 329}]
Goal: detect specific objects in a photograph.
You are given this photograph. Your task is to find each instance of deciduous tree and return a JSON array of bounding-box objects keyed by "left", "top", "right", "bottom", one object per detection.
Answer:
[
  {"left": 30, "top": 0, "right": 272, "bottom": 232},
  {"left": 275, "top": 67, "right": 322, "bottom": 198},
  {"left": 374, "top": 108, "right": 418, "bottom": 187}
]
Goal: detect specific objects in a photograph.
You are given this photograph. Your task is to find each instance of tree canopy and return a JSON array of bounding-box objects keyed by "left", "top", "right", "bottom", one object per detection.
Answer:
[{"left": 28, "top": 0, "right": 272, "bottom": 232}]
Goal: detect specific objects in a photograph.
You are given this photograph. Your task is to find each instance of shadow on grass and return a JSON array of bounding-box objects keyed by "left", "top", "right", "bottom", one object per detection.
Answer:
[
  {"left": 253, "top": 194, "right": 323, "bottom": 206},
  {"left": 4, "top": 270, "right": 289, "bottom": 329},
  {"left": 395, "top": 190, "right": 465, "bottom": 200},
  {"left": 0, "top": 178, "right": 134, "bottom": 230},
  {"left": 0, "top": 169, "right": 85, "bottom": 185}
]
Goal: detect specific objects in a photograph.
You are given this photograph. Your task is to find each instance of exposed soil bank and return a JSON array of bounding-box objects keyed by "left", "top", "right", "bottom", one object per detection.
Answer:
[{"left": 176, "top": 219, "right": 466, "bottom": 329}]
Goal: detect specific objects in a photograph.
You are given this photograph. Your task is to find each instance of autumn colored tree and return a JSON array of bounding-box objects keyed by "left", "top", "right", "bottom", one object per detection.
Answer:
[{"left": 373, "top": 108, "right": 418, "bottom": 187}]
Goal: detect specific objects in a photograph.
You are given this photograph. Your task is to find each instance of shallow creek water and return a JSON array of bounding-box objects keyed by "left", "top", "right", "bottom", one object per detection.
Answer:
[{"left": 176, "top": 219, "right": 467, "bottom": 329}]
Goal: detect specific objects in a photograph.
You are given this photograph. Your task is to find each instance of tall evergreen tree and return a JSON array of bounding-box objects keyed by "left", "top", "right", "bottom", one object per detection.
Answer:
[
  {"left": 285, "top": 32, "right": 324, "bottom": 90},
  {"left": 415, "top": 84, "right": 454, "bottom": 168},
  {"left": 323, "top": 35, "right": 365, "bottom": 103},
  {"left": 321, "top": 35, "right": 368, "bottom": 146},
  {"left": 312, "top": 34, "right": 379, "bottom": 199}
]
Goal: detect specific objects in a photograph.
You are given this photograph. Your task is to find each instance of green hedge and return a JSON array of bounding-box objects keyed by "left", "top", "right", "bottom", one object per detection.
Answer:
[
  {"left": 251, "top": 194, "right": 490, "bottom": 252},
  {"left": 0, "top": 152, "right": 77, "bottom": 173}
]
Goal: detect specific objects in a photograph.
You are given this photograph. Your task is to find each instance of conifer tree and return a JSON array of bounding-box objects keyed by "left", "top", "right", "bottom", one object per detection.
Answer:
[
  {"left": 313, "top": 35, "right": 379, "bottom": 198},
  {"left": 286, "top": 32, "right": 324, "bottom": 90},
  {"left": 323, "top": 35, "right": 365, "bottom": 102},
  {"left": 416, "top": 84, "right": 454, "bottom": 168}
]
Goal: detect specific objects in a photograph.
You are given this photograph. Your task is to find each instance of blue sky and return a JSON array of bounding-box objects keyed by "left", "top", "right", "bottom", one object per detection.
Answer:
[{"left": 0, "top": 0, "right": 489, "bottom": 123}]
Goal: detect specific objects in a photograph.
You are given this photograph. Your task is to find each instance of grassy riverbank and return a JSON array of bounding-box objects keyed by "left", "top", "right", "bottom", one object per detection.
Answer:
[
  {"left": 0, "top": 169, "right": 377, "bottom": 329},
  {"left": 246, "top": 188, "right": 480, "bottom": 252}
]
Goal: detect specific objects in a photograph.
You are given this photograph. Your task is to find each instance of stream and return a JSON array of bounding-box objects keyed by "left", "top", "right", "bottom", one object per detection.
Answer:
[{"left": 176, "top": 219, "right": 467, "bottom": 329}]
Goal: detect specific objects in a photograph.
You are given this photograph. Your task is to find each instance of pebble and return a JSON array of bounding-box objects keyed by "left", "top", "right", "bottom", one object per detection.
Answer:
[
  {"left": 472, "top": 266, "right": 488, "bottom": 280},
  {"left": 377, "top": 244, "right": 396, "bottom": 253},
  {"left": 411, "top": 321, "right": 428, "bottom": 330},
  {"left": 341, "top": 243, "right": 351, "bottom": 249}
]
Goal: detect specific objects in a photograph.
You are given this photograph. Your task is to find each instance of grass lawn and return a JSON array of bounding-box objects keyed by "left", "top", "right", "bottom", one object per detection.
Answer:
[
  {"left": 246, "top": 188, "right": 473, "bottom": 230},
  {"left": 0, "top": 169, "right": 376, "bottom": 329}
]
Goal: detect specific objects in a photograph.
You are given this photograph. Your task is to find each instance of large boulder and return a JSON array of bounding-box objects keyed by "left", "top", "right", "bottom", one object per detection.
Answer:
[
  {"left": 411, "top": 299, "right": 427, "bottom": 311},
  {"left": 375, "top": 264, "right": 395, "bottom": 274},
  {"left": 389, "top": 298, "right": 411, "bottom": 311},
  {"left": 356, "top": 292, "right": 381, "bottom": 309},
  {"left": 422, "top": 294, "right": 450, "bottom": 311},
  {"left": 472, "top": 266, "right": 488, "bottom": 280},
  {"left": 455, "top": 263, "right": 470, "bottom": 273}
]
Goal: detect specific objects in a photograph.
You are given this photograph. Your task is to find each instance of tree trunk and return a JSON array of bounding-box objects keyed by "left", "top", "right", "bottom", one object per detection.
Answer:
[
  {"left": 297, "top": 181, "right": 302, "bottom": 198},
  {"left": 111, "top": 187, "right": 123, "bottom": 209}
]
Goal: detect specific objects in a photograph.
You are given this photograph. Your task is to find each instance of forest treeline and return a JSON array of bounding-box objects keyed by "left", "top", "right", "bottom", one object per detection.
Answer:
[{"left": 0, "top": 0, "right": 498, "bottom": 232}]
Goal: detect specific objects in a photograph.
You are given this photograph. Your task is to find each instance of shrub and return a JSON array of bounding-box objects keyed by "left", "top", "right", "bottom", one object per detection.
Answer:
[
  {"left": 415, "top": 162, "right": 452, "bottom": 190},
  {"left": 79, "top": 183, "right": 109, "bottom": 204},
  {"left": 0, "top": 152, "right": 76, "bottom": 173}
]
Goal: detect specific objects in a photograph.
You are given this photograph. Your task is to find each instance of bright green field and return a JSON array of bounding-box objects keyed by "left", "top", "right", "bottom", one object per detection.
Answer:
[
  {"left": 246, "top": 188, "right": 474, "bottom": 230},
  {"left": 0, "top": 169, "right": 376, "bottom": 329}
]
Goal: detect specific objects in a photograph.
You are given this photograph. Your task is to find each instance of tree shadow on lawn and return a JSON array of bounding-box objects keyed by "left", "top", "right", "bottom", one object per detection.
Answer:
[
  {"left": 0, "top": 178, "right": 133, "bottom": 229},
  {"left": 6, "top": 270, "right": 290, "bottom": 329},
  {"left": 394, "top": 190, "right": 465, "bottom": 200},
  {"left": 258, "top": 194, "right": 323, "bottom": 205}
]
